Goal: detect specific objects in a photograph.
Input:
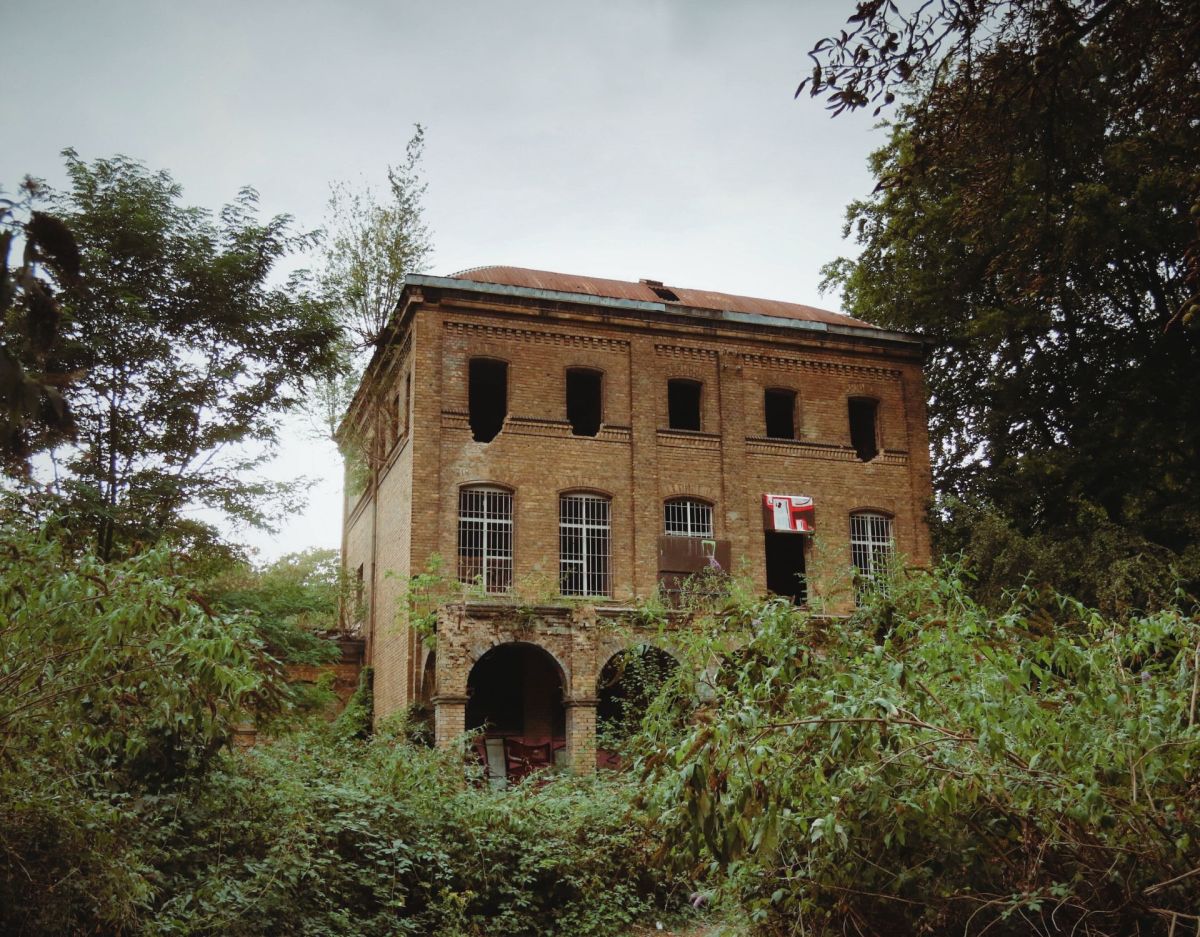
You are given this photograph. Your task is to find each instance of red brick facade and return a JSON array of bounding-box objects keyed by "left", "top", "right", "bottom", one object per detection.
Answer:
[{"left": 340, "top": 267, "right": 931, "bottom": 773}]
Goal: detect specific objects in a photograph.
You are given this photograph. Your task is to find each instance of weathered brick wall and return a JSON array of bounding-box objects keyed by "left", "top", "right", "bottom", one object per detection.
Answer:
[{"left": 345, "top": 285, "right": 933, "bottom": 734}]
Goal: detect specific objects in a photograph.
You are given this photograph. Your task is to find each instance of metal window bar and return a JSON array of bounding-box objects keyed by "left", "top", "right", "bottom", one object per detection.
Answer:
[
  {"left": 850, "top": 512, "right": 894, "bottom": 601},
  {"left": 458, "top": 487, "right": 513, "bottom": 593},
  {"left": 559, "top": 494, "right": 611, "bottom": 596},
  {"left": 663, "top": 499, "right": 714, "bottom": 538}
]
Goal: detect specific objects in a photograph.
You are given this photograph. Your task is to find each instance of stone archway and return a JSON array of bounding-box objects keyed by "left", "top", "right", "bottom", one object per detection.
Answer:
[{"left": 465, "top": 642, "right": 567, "bottom": 782}]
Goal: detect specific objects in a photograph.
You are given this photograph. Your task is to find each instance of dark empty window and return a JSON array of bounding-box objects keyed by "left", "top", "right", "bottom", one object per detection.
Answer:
[
  {"left": 764, "top": 532, "right": 807, "bottom": 604},
  {"left": 566, "top": 368, "right": 602, "bottom": 437},
  {"left": 848, "top": 397, "right": 879, "bottom": 461},
  {"left": 764, "top": 388, "right": 796, "bottom": 439},
  {"left": 667, "top": 379, "right": 702, "bottom": 431},
  {"left": 469, "top": 358, "right": 507, "bottom": 443}
]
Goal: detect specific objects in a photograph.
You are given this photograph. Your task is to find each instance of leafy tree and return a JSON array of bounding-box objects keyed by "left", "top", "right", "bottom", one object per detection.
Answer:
[
  {"left": 321, "top": 125, "right": 433, "bottom": 352},
  {"left": 31, "top": 149, "right": 341, "bottom": 560},
  {"left": 0, "top": 179, "right": 84, "bottom": 472},
  {"left": 807, "top": 2, "right": 1200, "bottom": 604},
  {"left": 310, "top": 127, "right": 432, "bottom": 461}
]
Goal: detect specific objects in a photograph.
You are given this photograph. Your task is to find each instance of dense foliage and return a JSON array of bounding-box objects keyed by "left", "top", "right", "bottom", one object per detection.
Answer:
[
  {"left": 0, "top": 518, "right": 685, "bottom": 936},
  {"left": 638, "top": 569, "right": 1200, "bottom": 935},
  {"left": 0, "top": 517, "right": 287, "bottom": 932},
  {"left": 806, "top": 1, "right": 1200, "bottom": 611},
  {"left": 139, "top": 728, "right": 680, "bottom": 937},
  {"left": 206, "top": 547, "right": 346, "bottom": 665}
]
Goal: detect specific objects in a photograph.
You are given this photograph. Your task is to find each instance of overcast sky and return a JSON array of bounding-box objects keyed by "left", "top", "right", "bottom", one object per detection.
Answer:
[{"left": 4, "top": 0, "right": 888, "bottom": 562}]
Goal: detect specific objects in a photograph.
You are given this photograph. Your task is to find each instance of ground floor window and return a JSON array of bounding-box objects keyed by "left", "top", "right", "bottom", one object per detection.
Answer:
[
  {"left": 764, "top": 531, "right": 807, "bottom": 603},
  {"left": 559, "top": 493, "right": 611, "bottom": 596},
  {"left": 850, "top": 511, "right": 894, "bottom": 600},
  {"left": 458, "top": 486, "right": 513, "bottom": 592},
  {"left": 663, "top": 498, "right": 713, "bottom": 538}
]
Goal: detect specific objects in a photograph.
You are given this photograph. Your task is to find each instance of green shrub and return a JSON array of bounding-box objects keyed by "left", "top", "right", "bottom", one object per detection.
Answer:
[
  {"left": 638, "top": 563, "right": 1200, "bottom": 935},
  {"left": 141, "top": 723, "right": 684, "bottom": 936}
]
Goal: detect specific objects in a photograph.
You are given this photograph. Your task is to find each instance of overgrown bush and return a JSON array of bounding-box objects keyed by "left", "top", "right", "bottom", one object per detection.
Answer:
[
  {"left": 0, "top": 521, "right": 685, "bottom": 936},
  {"left": 638, "top": 564, "right": 1200, "bottom": 936},
  {"left": 0, "top": 520, "right": 288, "bottom": 934},
  {"left": 138, "top": 721, "right": 682, "bottom": 936}
]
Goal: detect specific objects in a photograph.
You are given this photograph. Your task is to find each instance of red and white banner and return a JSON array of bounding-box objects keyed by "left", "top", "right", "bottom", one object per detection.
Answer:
[{"left": 762, "top": 493, "right": 814, "bottom": 533}]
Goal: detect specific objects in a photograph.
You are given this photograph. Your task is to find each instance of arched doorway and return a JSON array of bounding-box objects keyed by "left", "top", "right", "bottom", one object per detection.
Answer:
[
  {"left": 466, "top": 643, "right": 566, "bottom": 782},
  {"left": 596, "top": 645, "right": 678, "bottom": 767}
]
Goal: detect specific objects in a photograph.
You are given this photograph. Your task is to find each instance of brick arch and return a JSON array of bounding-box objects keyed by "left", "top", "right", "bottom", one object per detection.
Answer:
[
  {"left": 555, "top": 483, "right": 616, "bottom": 500},
  {"left": 595, "top": 639, "right": 680, "bottom": 682},
  {"left": 457, "top": 479, "right": 516, "bottom": 493},
  {"left": 660, "top": 484, "right": 719, "bottom": 502},
  {"left": 848, "top": 504, "right": 897, "bottom": 518},
  {"left": 464, "top": 636, "right": 572, "bottom": 691}
]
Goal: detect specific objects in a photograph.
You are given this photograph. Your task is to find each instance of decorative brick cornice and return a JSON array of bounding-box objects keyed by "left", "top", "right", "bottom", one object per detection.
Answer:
[
  {"left": 440, "top": 411, "right": 632, "bottom": 443},
  {"left": 656, "top": 429, "right": 721, "bottom": 450},
  {"left": 741, "top": 352, "right": 901, "bottom": 380},
  {"left": 654, "top": 343, "right": 718, "bottom": 360},
  {"left": 745, "top": 437, "right": 910, "bottom": 464},
  {"left": 445, "top": 320, "right": 629, "bottom": 352}
]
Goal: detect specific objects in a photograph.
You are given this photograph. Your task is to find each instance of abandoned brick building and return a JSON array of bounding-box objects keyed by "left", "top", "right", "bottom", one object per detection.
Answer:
[{"left": 340, "top": 266, "right": 931, "bottom": 777}]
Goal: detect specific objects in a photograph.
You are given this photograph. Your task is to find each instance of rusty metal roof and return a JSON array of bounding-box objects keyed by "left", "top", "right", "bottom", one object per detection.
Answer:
[{"left": 450, "top": 265, "right": 875, "bottom": 329}]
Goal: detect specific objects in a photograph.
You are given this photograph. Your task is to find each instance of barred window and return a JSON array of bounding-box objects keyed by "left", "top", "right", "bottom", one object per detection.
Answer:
[
  {"left": 850, "top": 512, "right": 894, "bottom": 599},
  {"left": 458, "top": 487, "right": 513, "bottom": 593},
  {"left": 663, "top": 498, "right": 713, "bottom": 538},
  {"left": 559, "top": 493, "right": 611, "bottom": 597}
]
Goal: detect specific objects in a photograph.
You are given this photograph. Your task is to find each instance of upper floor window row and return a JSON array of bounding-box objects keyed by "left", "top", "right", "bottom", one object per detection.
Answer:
[{"left": 462, "top": 357, "right": 881, "bottom": 455}]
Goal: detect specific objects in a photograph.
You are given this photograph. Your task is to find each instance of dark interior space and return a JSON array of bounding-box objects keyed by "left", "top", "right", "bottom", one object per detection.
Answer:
[
  {"left": 848, "top": 397, "right": 879, "bottom": 461},
  {"left": 764, "top": 388, "right": 797, "bottom": 439},
  {"left": 667, "top": 379, "right": 702, "bottom": 431},
  {"left": 764, "top": 531, "right": 807, "bottom": 603},
  {"left": 466, "top": 643, "right": 565, "bottom": 739},
  {"left": 469, "top": 358, "right": 507, "bottom": 443},
  {"left": 566, "top": 368, "right": 602, "bottom": 436},
  {"left": 597, "top": 645, "right": 678, "bottom": 741}
]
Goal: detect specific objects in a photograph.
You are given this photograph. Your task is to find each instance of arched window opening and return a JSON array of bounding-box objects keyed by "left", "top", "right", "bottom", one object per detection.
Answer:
[
  {"left": 457, "top": 486, "right": 513, "bottom": 592},
  {"left": 566, "top": 367, "right": 602, "bottom": 437},
  {"left": 850, "top": 512, "right": 894, "bottom": 601},
  {"left": 663, "top": 498, "right": 714, "bottom": 538},
  {"left": 848, "top": 397, "right": 879, "bottom": 461},
  {"left": 468, "top": 358, "right": 507, "bottom": 443},
  {"left": 596, "top": 646, "right": 679, "bottom": 767},
  {"left": 559, "top": 493, "right": 611, "bottom": 597}
]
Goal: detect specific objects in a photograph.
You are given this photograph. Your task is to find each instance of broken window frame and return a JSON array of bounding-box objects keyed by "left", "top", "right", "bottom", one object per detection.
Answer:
[
  {"left": 468, "top": 357, "right": 508, "bottom": 443},
  {"left": 764, "top": 387, "right": 797, "bottom": 440},
  {"left": 848, "top": 396, "right": 880, "bottom": 461}
]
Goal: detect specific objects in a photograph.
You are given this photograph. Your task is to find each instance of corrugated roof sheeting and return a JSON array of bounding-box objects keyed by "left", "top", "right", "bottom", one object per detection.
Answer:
[{"left": 451, "top": 265, "right": 875, "bottom": 329}]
